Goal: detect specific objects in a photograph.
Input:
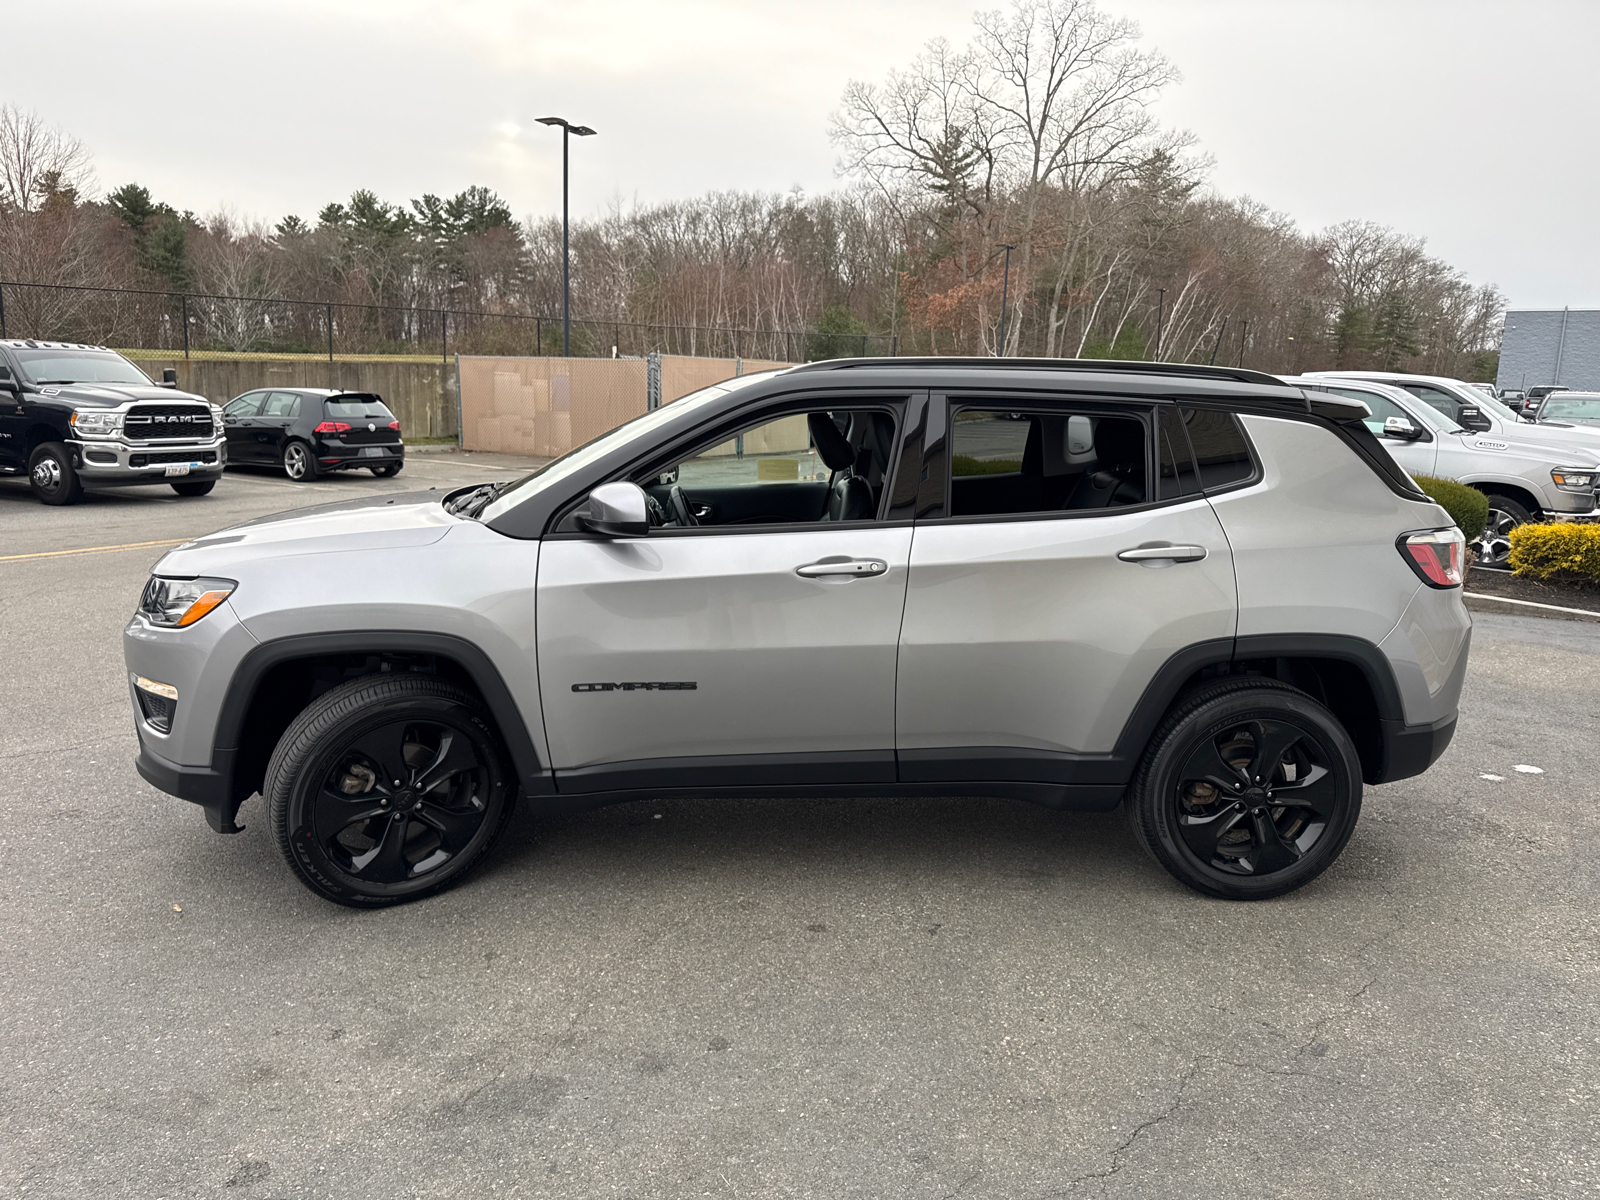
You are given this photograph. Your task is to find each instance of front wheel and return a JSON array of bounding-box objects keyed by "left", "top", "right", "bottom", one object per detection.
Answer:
[
  {"left": 266, "top": 676, "right": 515, "bottom": 907},
  {"left": 1473, "top": 495, "right": 1533, "bottom": 568},
  {"left": 28, "top": 442, "right": 84, "bottom": 505},
  {"left": 1126, "top": 679, "right": 1363, "bottom": 900},
  {"left": 282, "top": 441, "right": 317, "bottom": 482},
  {"left": 170, "top": 479, "right": 216, "bottom": 497}
]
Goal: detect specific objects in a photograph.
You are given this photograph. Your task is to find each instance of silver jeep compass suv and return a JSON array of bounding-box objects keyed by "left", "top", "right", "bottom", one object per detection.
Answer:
[{"left": 124, "top": 360, "right": 1471, "bottom": 905}]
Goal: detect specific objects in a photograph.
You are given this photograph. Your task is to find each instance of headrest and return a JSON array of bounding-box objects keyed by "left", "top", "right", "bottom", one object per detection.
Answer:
[
  {"left": 1093, "top": 417, "right": 1144, "bottom": 471},
  {"left": 808, "top": 412, "right": 857, "bottom": 472}
]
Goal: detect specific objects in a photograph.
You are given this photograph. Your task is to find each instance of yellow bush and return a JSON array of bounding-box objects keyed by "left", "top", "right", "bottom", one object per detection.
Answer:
[{"left": 1507, "top": 522, "right": 1600, "bottom": 582}]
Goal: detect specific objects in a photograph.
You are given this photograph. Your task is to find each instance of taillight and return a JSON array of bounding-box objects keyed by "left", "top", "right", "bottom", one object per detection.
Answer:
[
  {"left": 388, "top": 421, "right": 401, "bottom": 431},
  {"left": 314, "top": 421, "right": 351, "bottom": 434},
  {"left": 1399, "top": 528, "right": 1465, "bottom": 588}
]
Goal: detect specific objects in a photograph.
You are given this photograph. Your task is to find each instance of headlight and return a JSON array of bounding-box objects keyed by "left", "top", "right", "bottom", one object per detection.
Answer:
[
  {"left": 138, "top": 576, "right": 237, "bottom": 627},
  {"left": 1550, "top": 467, "right": 1598, "bottom": 491},
  {"left": 70, "top": 410, "right": 124, "bottom": 437}
]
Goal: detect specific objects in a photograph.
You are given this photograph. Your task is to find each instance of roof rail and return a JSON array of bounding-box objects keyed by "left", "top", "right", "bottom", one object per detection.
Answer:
[{"left": 787, "top": 356, "right": 1287, "bottom": 388}]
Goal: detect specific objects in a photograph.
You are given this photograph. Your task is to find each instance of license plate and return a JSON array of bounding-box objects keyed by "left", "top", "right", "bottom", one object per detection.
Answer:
[
  {"left": 164, "top": 464, "right": 191, "bottom": 477},
  {"left": 361, "top": 446, "right": 383, "bottom": 457}
]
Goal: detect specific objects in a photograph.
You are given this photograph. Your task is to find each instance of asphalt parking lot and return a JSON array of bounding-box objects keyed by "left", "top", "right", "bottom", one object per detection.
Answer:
[{"left": 1, "top": 457, "right": 1596, "bottom": 1199}]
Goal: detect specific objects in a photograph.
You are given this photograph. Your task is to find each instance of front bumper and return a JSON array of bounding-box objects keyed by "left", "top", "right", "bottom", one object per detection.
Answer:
[
  {"left": 72, "top": 435, "right": 227, "bottom": 484},
  {"left": 133, "top": 734, "right": 242, "bottom": 832}
]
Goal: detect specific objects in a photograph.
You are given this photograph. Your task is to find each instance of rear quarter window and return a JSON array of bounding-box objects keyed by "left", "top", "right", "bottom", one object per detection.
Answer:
[{"left": 1180, "top": 409, "right": 1256, "bottom": 491}]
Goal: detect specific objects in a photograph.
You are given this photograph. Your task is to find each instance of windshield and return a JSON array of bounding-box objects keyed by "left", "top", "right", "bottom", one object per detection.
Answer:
[
  {"left": 478, "top": 376, "right": 768, "bottom": 523},
  {"left": 1540, "top": 397, "right": 1600, "bottom": 422},
  {"left": 13, "top": 348, "right": 152, "bottom": 386}
]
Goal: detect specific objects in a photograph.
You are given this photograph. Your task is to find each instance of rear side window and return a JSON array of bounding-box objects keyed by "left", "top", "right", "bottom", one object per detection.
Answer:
[
  {"left": 262, "top": 392, "right": 302, "bottom": 418},
  {"left": 1180, "top": 409, "right": 1255, "bottom": 491},
  {"left": 326, "top": 397, "right": 395, "bottom": 421},
  {"left": 948, "top": 408, "right": 1148, "bottom": 517}
]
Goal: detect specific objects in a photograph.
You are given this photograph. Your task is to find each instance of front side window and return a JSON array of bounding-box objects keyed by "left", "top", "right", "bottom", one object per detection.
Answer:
[
  {"left": 225, "top": 393, "right": 264, "bottom": 417},
  {"left": 641, "top": 407, "right": 899, "bottom": 528},
  {"left": 948, "top": 408, "right": 1148, "bottom": 517}
]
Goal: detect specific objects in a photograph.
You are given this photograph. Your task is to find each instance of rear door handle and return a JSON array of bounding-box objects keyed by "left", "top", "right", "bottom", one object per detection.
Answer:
[
  {"left": 1117, "top": 544, "right": 1208, "bottom": 564},
  {"left": 796, "top": 558, "right": 889, "bottom": 578}
]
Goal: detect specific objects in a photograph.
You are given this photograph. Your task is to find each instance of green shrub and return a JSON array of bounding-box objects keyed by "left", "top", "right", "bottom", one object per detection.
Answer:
[
  {"left": 1413, "top": 475, "right": 1488, "bottom": 543},
  {"left": 1507, "top": 522, "right": 1600, "bottom": 582}
]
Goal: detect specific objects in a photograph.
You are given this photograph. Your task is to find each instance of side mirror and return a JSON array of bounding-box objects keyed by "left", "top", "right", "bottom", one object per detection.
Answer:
[
  {"left": 161, "top": 368, "right": 178, "bottom": 385},
  {"left": 1457, "top": 405, "right": 1492, "bottom": 432},
  {"left": 577, "top": 481, "right": 649, "bottom": 538},
  {"left": 1383, "top": 416, "right": 1422, "bottom": 440},
  {"left": 0, "top": 370, "right": 16, "bottom": 394}
]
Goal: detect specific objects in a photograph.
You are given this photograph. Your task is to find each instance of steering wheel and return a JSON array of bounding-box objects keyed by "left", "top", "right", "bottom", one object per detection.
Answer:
[
  {"left": 644, "top": 494, "right": 669, "bottom": 528},
  {"left": 668, "top": 484, "right": 699, "bottom": 527}
]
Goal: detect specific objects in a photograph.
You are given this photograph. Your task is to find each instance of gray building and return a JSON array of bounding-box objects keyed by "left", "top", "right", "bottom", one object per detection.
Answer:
[{"left": 1499, "top": 308, "right": 1600, "bottom": 392}]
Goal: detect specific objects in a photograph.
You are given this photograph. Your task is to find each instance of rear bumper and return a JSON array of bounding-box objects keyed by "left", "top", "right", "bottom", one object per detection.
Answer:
[
  {"left": 315, "top": 443, "right": 405, "bottom": 468},
  {"left": 1376, "top": 713, "right": 1457, "bottom": 783}
]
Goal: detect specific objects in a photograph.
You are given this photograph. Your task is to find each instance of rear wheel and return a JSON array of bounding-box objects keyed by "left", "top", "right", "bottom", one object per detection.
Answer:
[
  {"left": 1126, "top": 679, "right": 1363, "bottom": 900},
  {"left": 170, "top": 479, "right": 216, "bottom": 497},
  {"left": 370, "top": 462, "right": 402, "bottom": 478},
  {"left": 28, "top": 442, "right": 83, "bottom": 505},
  {"left": 1473, "top": 495, "right": 1533, "bottom": 568},
  {"left": 282, "top": 440, "right": 317, "bottom": 482},
  {"left": 266, "top": 676, "right": 515, "bottom": 907}
]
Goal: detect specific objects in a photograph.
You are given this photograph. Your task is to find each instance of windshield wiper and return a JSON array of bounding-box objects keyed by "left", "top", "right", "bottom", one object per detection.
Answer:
[
  {"left": 32, "top": 379, "right": 79, "bottom": 385},
  {"left": 447, "top": 482, "right": 511, "bottom": 519}
]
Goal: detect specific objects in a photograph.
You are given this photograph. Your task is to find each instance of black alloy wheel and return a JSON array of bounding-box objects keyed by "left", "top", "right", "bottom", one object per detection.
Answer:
[
  {"left": 1472, "top": 495, "right": 1532, "bottom": 569},
  {"left": 282, "top": 440, "right": 317, "bottom": 482},
  {"left": 370, "top": 462, "right": 402, "bottom": 478},
  {"left": 1127, "top": 679, "right": 1362, "bottom": 900},
  {"left": 266, "top": 676, "right": 514, "bottom": 906},
  {"left": 28, "top": 442, "right": 83, "bottom": 505}
]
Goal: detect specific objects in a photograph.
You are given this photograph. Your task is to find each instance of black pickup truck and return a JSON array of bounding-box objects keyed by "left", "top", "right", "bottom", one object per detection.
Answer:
[{"left": 0, "top": 340, "right": 226, "bottom": 505}]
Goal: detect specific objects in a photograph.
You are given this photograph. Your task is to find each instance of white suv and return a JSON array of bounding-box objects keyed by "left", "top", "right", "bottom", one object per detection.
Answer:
[{"left": 123, "top": 360, "right": 1472, "bottom": 906}]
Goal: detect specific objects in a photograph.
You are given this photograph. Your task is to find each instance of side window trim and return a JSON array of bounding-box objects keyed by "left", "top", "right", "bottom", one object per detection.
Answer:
[{"left": 1172, "top": 403, "right": 1262, "bottom": 496}]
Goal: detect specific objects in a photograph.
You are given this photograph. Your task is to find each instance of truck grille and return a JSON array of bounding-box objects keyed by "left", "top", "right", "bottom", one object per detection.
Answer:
[{"left": 124, "top": 404, "right": 213, "bottom": 441}]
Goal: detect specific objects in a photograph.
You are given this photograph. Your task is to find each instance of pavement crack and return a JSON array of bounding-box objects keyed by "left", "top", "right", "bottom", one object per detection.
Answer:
[{"left": 1034, "top": 1059, "right": 1203, "bottom": 1196}]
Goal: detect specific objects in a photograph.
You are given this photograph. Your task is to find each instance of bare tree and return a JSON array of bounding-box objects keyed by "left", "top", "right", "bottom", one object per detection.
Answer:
[{"left": 0, "top": 106, "right": 94, "bottom": 213}]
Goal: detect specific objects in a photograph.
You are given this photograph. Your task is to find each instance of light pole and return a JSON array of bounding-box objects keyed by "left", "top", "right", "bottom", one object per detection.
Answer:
[
  {"left": 997, "top": 244, "right": 1016, "bottom": 357},
  {"left": 536, "top": 116, "right": 597, "bottom": 357},
  {"left": 1154, "top": 287, "right": 1166, "bottom": 360}
]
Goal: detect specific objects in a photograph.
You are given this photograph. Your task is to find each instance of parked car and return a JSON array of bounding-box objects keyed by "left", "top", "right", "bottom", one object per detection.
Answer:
[
  {"left": 1498, "top": 388, "right": 1527, "bottom": 406},
  {"left": 1466, "top": 382, "right": 1499, "bottom": 402},
  {"left": 1286, "top": 376, "right": 1600, "bottom": 565},
  {"left": 0, "top": 340, "right": 224, "bottom": 505},
  {"left": 221, "top": 388, "right": 404, "bottom": 480},
  {"left": 1525, "top": 384, "right": 1570, "bottom": 410},
  {"left": 126, "top": 358, "right": 1469, "bottom": 906},
  {"left": 1528, "top": 390, "right": 1600, "bottom": 425}
]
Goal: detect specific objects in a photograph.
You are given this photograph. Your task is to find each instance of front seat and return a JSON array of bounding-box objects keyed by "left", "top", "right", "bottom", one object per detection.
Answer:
[
  {"left": 1064, "top": 417, "right": 1146, "bottom": 509},
  {"left": 808, "top": 412, "right": 875, "bottom": 521}
]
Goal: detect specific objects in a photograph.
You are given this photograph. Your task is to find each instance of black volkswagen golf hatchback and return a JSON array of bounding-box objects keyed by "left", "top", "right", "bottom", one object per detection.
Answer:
[{"left": 221, "top": 388, "right": 405, "bottom": 481}]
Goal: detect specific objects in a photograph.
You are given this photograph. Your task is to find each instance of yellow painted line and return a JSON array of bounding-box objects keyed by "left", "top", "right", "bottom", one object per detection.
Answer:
[{"left": 0, "top": 537, "right": 186, "bottom": 563}]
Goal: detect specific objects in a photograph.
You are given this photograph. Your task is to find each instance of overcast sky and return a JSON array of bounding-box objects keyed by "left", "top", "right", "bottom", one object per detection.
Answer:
[{"left": 12, "top": 0, "right": 1599, "bottom": 308}]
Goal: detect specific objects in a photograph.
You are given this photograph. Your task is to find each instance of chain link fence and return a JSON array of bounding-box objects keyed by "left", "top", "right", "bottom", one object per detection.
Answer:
[{"left": 0, "top": 280, "right": 898, "bottom": 362}]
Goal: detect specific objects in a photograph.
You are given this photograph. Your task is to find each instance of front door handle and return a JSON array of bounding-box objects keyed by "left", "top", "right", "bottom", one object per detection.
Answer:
[
  {"left": 796, "top": 558, "right": 889, "bottom": 578},
  {"left": 1117, "top": 544, "right": 1208, "bottom": 564}
]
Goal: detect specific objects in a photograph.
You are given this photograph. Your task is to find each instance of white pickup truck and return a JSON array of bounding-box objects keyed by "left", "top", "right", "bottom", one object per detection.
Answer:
[{"left": 1287, "top": 375, "right": 1600, "bottom": 565}]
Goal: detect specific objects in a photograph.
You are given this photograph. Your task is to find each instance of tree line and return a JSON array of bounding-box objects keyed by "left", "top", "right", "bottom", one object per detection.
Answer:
[{"left": 0, "top": 0, "right": 1501, "bottom": 374}]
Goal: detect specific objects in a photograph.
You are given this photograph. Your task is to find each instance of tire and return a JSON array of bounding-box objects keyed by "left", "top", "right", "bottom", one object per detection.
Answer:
[
  {"left": 1473, "top": 495, "right": 1533, "bottom": 569},
  {"left": 370, "top": 462, "right": 402, "bottom": 478},
  {"left": 266, "top": 676, "right": 515, "bottom": 907},
  {"left": 170, "top": 479, "right": 216, "bottom": 497},
  {"left": 28, "top": 442, "right": 83, "bottom": 505},
  {"left": 1125, "top": 679, "right": 1363, "bottom": 901},
  {"left": 282, "top": 440, "right": 318, "bottom": 482}
]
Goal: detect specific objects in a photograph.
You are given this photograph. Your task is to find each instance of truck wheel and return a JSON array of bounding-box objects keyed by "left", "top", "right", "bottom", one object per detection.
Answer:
[
  {"left": 282, "top": 441, "right": 318, "bottom": 481},
  {"left": 266, "top": 676, "right": 515, "bottom": 907},
  {"left": 28, "top": 442, "right": 84, "bottom": 505},
  {"left": 170, "top": 480, "right": 216, "bottom": 497},
  {"left": 1474, "top": 495, "right": 1532, "bottom": 568},
  {"left": 1126, "top": 679, "right": 1363, "bottom": 901}
]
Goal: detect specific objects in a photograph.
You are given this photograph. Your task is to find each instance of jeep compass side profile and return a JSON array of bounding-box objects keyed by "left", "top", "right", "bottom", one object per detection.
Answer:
[{"left": 124, "top": 360, "right": 1470, "bottom": 905}]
